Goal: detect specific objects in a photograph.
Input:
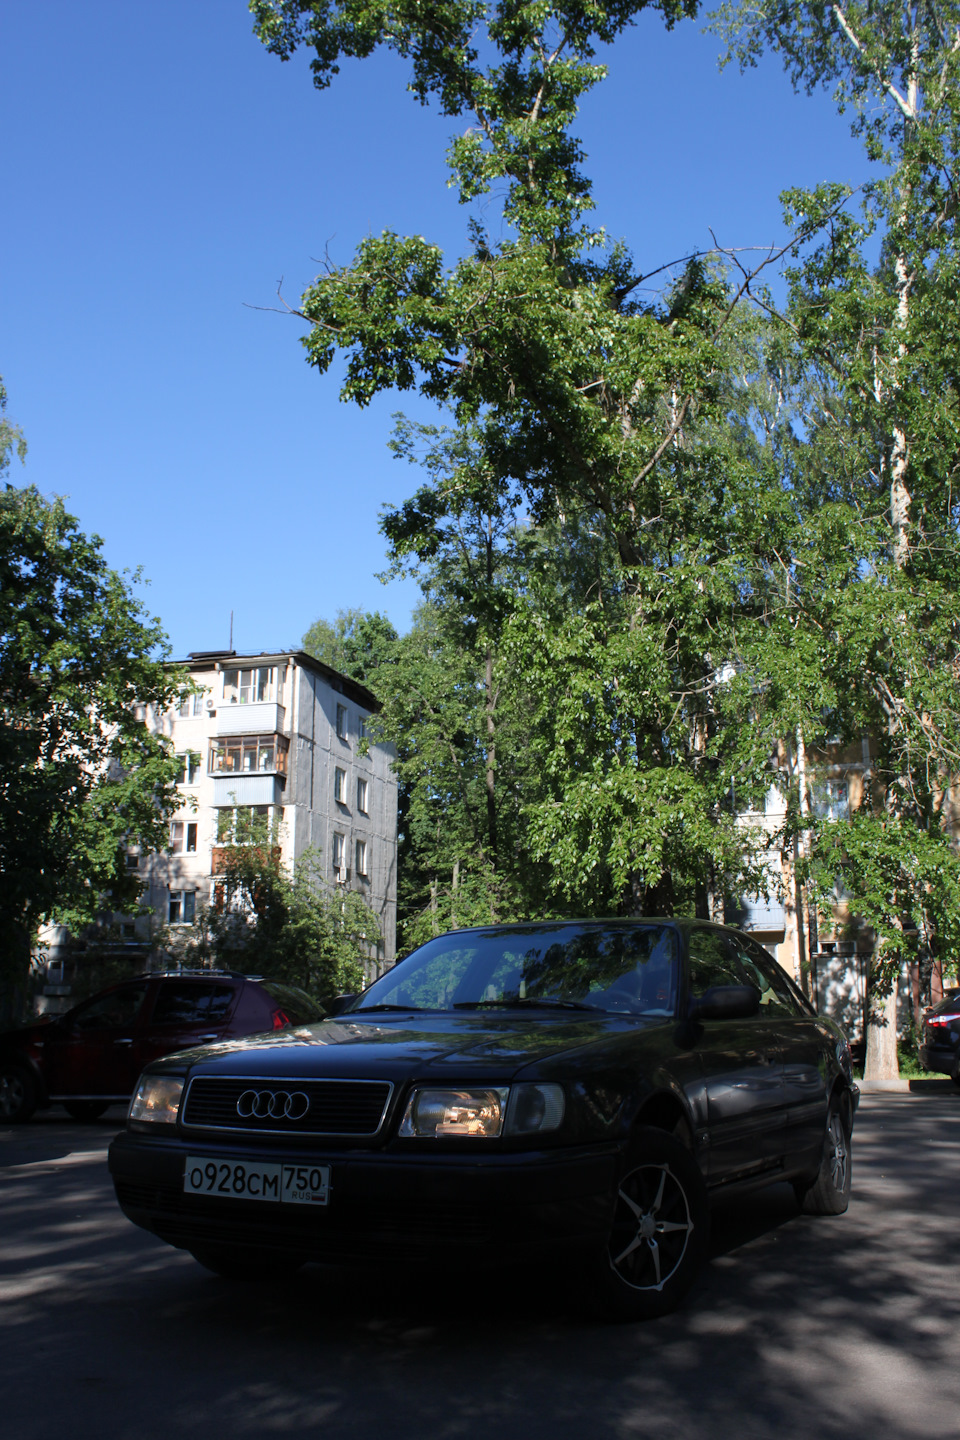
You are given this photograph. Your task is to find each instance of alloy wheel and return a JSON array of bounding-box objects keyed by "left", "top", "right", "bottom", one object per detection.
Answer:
[
  {"left": 0, "top": 1072, "right": 25, "bottom": 1121},
  {"left": 607, "top": 1162, "right": 695, "bottom": 1292},
  {"left": 826, "top": 1112, "right": 848, "bottom": 1192}
]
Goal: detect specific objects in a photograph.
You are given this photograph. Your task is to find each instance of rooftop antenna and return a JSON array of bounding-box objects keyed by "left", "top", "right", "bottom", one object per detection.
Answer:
[{"left": 229, "top": 610, "right": 234, "bottom": 651}]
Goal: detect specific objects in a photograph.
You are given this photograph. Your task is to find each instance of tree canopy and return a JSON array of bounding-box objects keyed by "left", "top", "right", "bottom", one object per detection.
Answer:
[
  {"left": 253, "top": 1, "right": 960, "bottom": 1073},
  {"left": 0, "top": 479, "right": 190, "bottom": 1016}
]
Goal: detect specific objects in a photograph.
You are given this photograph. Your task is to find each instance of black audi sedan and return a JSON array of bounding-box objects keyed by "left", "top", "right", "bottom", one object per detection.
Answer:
[{"left": 109, "top": 919, "right": 859, "bottom": 1320}]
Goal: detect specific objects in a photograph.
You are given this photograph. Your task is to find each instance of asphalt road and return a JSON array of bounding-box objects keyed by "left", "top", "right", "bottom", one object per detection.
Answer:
[{"left": 2, "top": 1092, "right": 959, "bottom": 1440}]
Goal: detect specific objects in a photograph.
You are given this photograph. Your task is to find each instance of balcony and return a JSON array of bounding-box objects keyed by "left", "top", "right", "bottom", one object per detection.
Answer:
[
  {"left": 212, "top": 775, "right": 284, "bottom": 807},
  {"left": 215, "top": 702, "right": 285, "bottom": 736},
  {"left": 209, "top": 734, "right": 288, "bottom": 779}
]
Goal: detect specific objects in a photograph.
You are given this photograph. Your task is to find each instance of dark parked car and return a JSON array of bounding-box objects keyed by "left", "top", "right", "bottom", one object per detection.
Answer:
[
  {"left": 920, "top": 992, "right": 960, "bottom": 1085},
  {"left": 109, "top": 920, "right": 858, "bottom": 1320},
  {"left": 0, "top": 972, "right": 323, "bottom": 1123}
]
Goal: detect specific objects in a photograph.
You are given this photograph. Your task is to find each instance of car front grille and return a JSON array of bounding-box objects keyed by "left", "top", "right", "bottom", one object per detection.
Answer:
[{"left": 181, "top": 1076, "right": 393, "bottom": 1137}]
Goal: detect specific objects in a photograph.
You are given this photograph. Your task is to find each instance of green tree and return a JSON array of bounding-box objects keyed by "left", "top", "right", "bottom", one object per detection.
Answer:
[
  {"left": 0, "top": 377, "right": 26, "bottom": 477},
  {"left": 194, "top": 811, "right": 373, "bottom": 1000},
  {"left": 716, "top": 0, "right": 960, "bottom": 1076},
  {"left": 252, "top": 1, "right": 803, "bottom": 928},
  {"left": 302, "top": 607, "right": 398, "bottom": 683},
  {"left": 254, "top": 0, "right": 960, "bottom": 1067},
  {"left": 0, "top": 482, "right": 190, "bottom": 1020}
]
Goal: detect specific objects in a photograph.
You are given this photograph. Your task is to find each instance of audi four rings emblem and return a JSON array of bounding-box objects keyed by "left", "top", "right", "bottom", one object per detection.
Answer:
[{"left": 236, "top": 1089, "right": 310, "bottom": 1120}]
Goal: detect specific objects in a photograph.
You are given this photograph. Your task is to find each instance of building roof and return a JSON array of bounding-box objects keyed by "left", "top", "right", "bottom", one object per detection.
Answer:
[{"left": 175, "top": 649, "right": 380, "bottom": 712}]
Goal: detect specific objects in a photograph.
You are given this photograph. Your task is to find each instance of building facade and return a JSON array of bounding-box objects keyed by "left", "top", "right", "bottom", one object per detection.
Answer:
[{"left": 135, "top": 649, "right": 397, "bottom": 973}]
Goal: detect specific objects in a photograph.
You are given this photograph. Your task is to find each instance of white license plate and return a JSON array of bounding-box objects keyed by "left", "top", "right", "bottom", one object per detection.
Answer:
[{"left": 184, "top": 1156, "right": 330, "bottom": 1206}]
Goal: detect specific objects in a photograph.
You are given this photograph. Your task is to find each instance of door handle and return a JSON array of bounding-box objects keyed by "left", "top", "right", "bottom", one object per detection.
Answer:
[
  {"left": 197, "top": 1034, "right": 218, "bottom": 1043},
  {"left": 113, "top": 1038, "right": 133, "bottom": 1047}
]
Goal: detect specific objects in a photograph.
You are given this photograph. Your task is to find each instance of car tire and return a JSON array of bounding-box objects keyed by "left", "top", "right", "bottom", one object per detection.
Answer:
[
  {"left": 189, "top": 1246, "right": 306, "bottom": 1281},
  {"left": 63, "top": 1101, "right": 110, "bottom": 1122},
  {"left": 794, "top": 1096, "right": 852, "bottom": 1215},
  {"left": 585, "top": 1126, "right": 709, "bottom": 1322},
  {"left": 0, "top": 1063, "right": 38, "bottom": 1124}
]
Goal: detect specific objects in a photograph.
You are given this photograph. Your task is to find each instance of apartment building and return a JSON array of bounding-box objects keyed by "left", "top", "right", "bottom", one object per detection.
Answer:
[{"left": 136, "top": 649, "right": 397, "bottom": 972}]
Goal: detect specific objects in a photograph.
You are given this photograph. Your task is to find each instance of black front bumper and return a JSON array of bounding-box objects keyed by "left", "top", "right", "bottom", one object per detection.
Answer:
[{"left": 108, "top": 1130, "right": 619, "bottom": 1263}]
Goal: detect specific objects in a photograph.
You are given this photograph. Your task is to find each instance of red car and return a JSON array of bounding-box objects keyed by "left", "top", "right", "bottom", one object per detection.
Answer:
[{"left": 0, "top": 972, "right": 323, "bottom": 1123}]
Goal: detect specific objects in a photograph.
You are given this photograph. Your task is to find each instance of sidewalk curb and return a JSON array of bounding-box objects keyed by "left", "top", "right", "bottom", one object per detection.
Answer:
[{"left": 858, "top": 1077, "right": 958, "bottom": 1093}]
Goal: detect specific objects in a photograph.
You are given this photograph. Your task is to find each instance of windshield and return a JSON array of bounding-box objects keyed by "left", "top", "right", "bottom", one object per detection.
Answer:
[{"left": 354, "top": 924, "right": 679, "bottom": 1017}]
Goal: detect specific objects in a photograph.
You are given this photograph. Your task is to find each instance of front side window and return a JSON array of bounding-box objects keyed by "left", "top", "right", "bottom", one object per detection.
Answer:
[
  {"left": 168, "top": 890, "right": 197, "bottom": 924},
  {"left": 71, "top": 985, "right": 148, "bottom": 1031},
  {"left": 686, "top": 929, "right": 746, "bottom": 996},
  {"left": 734, "top": 935, "right": 808, "bottom": 1017},
  {"left": 355, "top": 924, "right": 679, "bottom": 1015},
  {"left": 222, "top": 666, "right": 276, "bottom": 705}
]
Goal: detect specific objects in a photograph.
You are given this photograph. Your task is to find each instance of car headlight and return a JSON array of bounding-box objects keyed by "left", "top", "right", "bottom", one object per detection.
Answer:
[
  {"left": 398, "top": 1083, "right": 564, "bottom": 1138},
  {"left": 128, "top": 1074, "right": 184, "bottom": 1126}
]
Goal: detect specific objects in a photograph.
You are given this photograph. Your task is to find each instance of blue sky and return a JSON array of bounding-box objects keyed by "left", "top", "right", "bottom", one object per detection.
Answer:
[{"left": 2, "top": 1, "right": 867, "bottom": 658}]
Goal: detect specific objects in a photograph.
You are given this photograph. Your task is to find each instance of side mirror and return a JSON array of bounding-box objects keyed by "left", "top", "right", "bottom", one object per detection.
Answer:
[
  {"left": 688, "top": 984, "right": 761, "bottom": 1022},
  {"left": 325, "top": 993, "right": 358, "bottom": 1017}
]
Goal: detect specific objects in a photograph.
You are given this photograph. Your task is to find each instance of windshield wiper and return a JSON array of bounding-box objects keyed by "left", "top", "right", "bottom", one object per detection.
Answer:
[
  {"left": 453, "top": 998, "right": 598, "bottom": 1012},
  {"left": 353, "top": 1003, "right": 425, "bottom": 1012}
]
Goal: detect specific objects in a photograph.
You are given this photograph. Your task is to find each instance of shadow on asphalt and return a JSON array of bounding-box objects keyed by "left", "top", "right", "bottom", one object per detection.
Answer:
[{"left": 2, "top": 1095, "right": 960, "bottom": 1440}]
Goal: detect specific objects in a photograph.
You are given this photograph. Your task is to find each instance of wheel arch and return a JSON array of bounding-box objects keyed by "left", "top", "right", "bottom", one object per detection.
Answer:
[
  {"left": 0, "top": 1051, "right": 48, "bottom": 1104},
  {"left": 632, "top": 1088, "right": 695, "bottom": 1150}
]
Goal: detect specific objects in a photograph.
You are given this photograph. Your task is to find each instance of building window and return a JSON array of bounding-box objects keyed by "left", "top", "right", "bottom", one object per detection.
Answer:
[
  {"left": 209, "top": 735, "right": 286, "bottom": 775},
  {"left": 222, "top": 666, "right": 276, "bottom": 705},
  {"left": 125, "top": 852, "right": 140, "bottom": 871},
  {"left": 178, "top": 692, "right": 206, "bottom": 718},
  {"left": 334, "top": 767, "right": 346, "bottom": 804},
  {"left": 120, "top": 921, "right": 137, "bottom": 942},
  {"left": 356, "top": 839, "right": 368, "bottom": 877},
  {"left": 332, "top": 832, "right": 345, "bottom": 874},
  {"left": 811, "top": 778, "right": 850, "bottom": 822},
  {"left": 358, "top": 715, "right": 366, "bottom": 740},
  {"left": 356, "top": 777, "right": 368, "bottom": 814},
  {"left": 168, "top": 890, "right": 196, "bottom": 924},
  {"left": 336, "top": 703, "right": 348, "bottom": 740},
  {"left": 216, "top": 806, "right": 274, "bottom": 843},
  {"left": 176, "top": 752, "right": 201, "bottom": 785},
  {"left": 169, "top": 821, "right": 198, "bottom": 854}
]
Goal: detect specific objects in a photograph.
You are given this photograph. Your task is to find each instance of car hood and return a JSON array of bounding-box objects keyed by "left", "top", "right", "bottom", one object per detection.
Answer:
[{"left": 158, "top": 1010, "right": 654, "bottom": 1082}]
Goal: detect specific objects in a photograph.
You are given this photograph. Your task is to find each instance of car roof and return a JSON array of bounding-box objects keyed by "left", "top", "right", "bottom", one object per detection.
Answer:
[{"left": 436, "top": 917, "right": 731, "bottom": 937}]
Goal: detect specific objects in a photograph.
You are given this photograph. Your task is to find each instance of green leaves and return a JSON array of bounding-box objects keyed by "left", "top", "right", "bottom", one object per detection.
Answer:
[
  {"left": 0, "top": 485, "right": 190, "bottom": 1000},
  {"left": 195, "top": 821, "right": 373, "bottom": 1000}
]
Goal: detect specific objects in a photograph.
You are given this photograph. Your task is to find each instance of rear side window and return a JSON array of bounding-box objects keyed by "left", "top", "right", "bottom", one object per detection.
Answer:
[
  {"left": 150, "top": 983, "right": 236, "bottom": 1026},
  {"left": 258, "top": 982, "right": 325, "bottom": 1025}
]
